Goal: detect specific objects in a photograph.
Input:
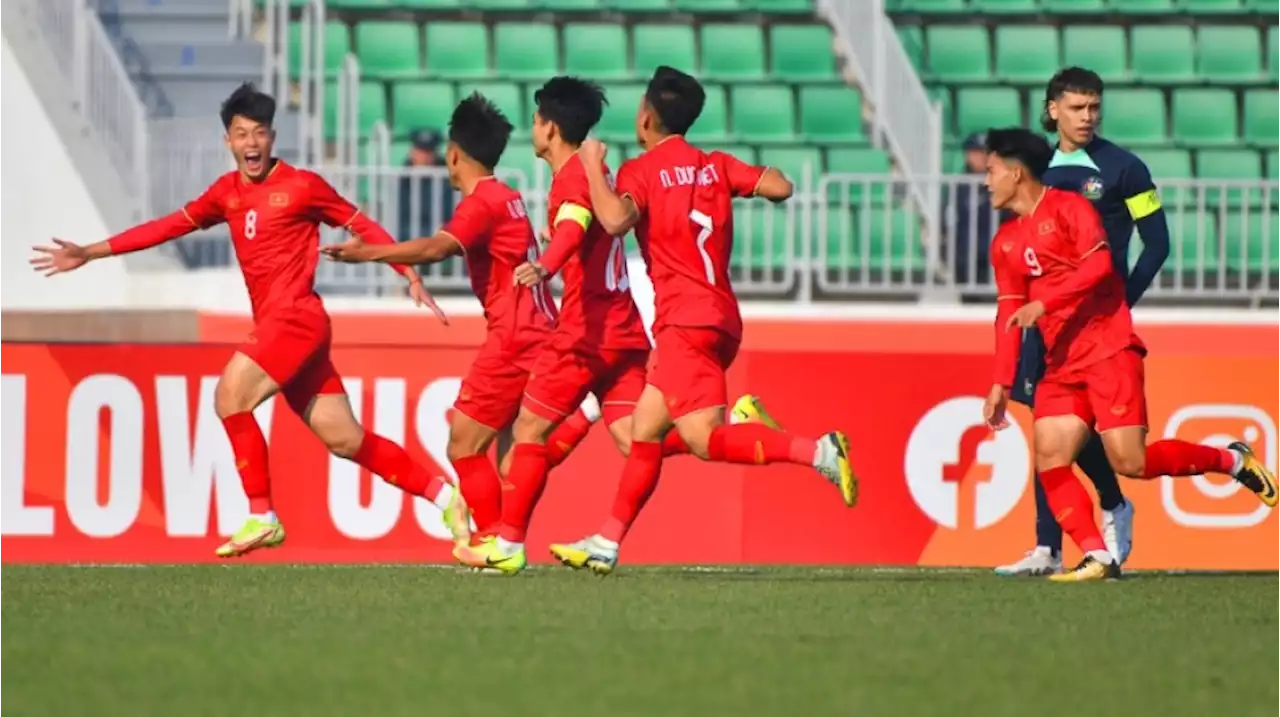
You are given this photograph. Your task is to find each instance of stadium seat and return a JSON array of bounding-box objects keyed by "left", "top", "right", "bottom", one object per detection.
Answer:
[
  {"left": 289, "top": 22, "right": 349, "bottom": 78},
  {"left": 1180, "top": 0, "right": 1247, "bottom": 12},
  {"left": 563, "top": 24, "right": 629, "bottom": 79},
  {"left": 759, "top": 147, "right": 823, "bottom": 185},
  {"left": 1138, "top": 147, "right": 1192, "bottom": 206},
  {"left": 1244, "top": 89, "right": 1280, "bottom": 147},
  {"left": 733, "top": 200, "right": 790, "bottom": 271},
  {"left": 1222, "top": 212, "right": 1279, "bottom": 272},
  {"left": 955, "top": 87, "right": 1020, "bottom": 137},
  {"left": 425, "top": 23, "right": 489, "bottom": 78},
  {"left": 538, "top": 0, "right": 602, "bottom": 10},
  {"left": 823, "top": 208, "right": 925, "bottom": 270},
  {"left": 731, "top": 86, "right": 796, "bottom": 141},
  {"left": 325, "top": 81, "right": 387, "bottom": 139},
  {"left": 457, "top": 81, "right": 527, "bottom": 136},
  {"left": 329, "top": 0, "right": 391, "bottom": 7},
  {"left": 798, "top": 86, "right": 864, "bottom": 143},
  {"left": 497, "top": 145, "right": 546, "bottom": 189},
  {"left": 1247, "top": 0, "right": 1278, "bottom": 10},
  {"left": 1103, "top": 88, "right": 1167, "bottom": 145},
  {"left": 1041, "top": 0, "right": 1107, "bottom": 11},
  {"left": 354, "top": 22, "right": 421, "bottom": 79},
  {"left": 633, "top": 25, "right": 696, "bottom": 77},
  {"left": 825, "top": 147, "right": 892, "bottom": 204},
  {"left": 1110, "top": 0, "right": 1175, "bottom": 11},
  {"left": 687, "top": 84, "right": 729, "bottom": 142},
  {"left": 898, "top": 26, "right": 926, "bottom": 74},
  {"left": 1061, "top": 26, "right": 1128, "bottom": 81},
  {"left": 1268, "top": 149, "right": 1279, "bottom": 178},
  {"left": 897, "top": 0, "right": 966, "bottom": 11},
  {"left": 925, "top": 26, "right": 991, "bottom": 82},
  {"left": 494, "top": 24, "right": 559, "bottom": 80},
  {"left": 605, "top": 0, "right": 670, "bottom": 9},
  {"left": 929, "top": 85, "right": 954, "bottom": 136},
  {"left": 701, "top": 25, "right": 766, "bottom": 80},
  {"left": 971, "top": 0, "right": 1038, "bottom": 12},
  {"left": 391, "top": 81, "right": 457, "bottom": 138},
  {"left": 1131, "top": 26, "right": 1196, "bottom": 82},
  {"left": 769, "top": 26, "right": 837, "bottom": 80},
  {"left": 675, "top": 0, "right": 743, "bottom": 11},
  {"left": 748, "top": 0, "right": 813, "bottom": 13},
  {"left": 598, "top": 83, "right": 645, "bottom": 141},
  {"left": 1173, "top": 88, "right": 1238, "bottom": 146},
  {"left": 1270, "top": 26, "right": 1278, "bottom": 81},
  {"left": 399, "top": 0, "right": 463, "bottom": 7},
  {"left": 1198, "top": 27, "right": 1263, "bottom": 81},
  {"left": 1197, "top": 149, "right": 1262, "bottom": 208},
  {"left": 1165, "top": 213, "right": 1220, "bottom": 274},
  {"left": 706, "top": 144, "right": 759, "bottom": 164},
  {"left": 994, "top": 26, "right": 1060, "bottom": 83},
  {"left": 471, "top": 0, "right": 531, "bottom": 9}
]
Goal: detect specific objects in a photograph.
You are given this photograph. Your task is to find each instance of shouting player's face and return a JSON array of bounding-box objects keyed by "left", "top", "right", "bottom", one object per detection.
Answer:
[
  {"left": 531, "top": 110, "right": 553, "bottom": 159},
  {"left": 225, "top": 114, "right": 275, "bottom": 181},
  {"left": 984, "top": 154, "right": 1020, "bottom": 210},
  {"left": 1049, "top": 91, "right": 1100, "bottom": 148}
]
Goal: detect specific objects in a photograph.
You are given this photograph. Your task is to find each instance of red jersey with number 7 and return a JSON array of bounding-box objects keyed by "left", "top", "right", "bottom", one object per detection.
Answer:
[{"left": 615, "top": 136, "right": 766, "bottom": 340}]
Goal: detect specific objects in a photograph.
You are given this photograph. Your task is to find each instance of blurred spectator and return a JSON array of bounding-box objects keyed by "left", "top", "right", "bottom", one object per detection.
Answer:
[
  {"left": 945, "top": 131, "right": 996, "bottom": 286},
  {"left": 398, "top": 129, "right": 454, "bottom": 241}
]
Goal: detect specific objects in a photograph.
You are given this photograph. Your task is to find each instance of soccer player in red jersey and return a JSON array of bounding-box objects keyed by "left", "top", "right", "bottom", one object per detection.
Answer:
[
  {"left": 980, "top": 128, "right": 1278, "bottom": 582},
  {"left": 322, "top": 93, "right": 602, "bottom": 556},
  {"left": 544, "top": 67, "right": 857, "bottom": 574},
  {"left": 29, "top": 84, "right": 465, "bottom": 557}
]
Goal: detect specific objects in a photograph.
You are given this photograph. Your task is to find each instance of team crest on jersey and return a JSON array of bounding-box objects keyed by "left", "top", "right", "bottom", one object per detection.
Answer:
[
  {"left": 227, "top": 197, "right": 240, "bottom": 210},
  {"left": 1001, "top": 241, "right": 1014, "bottom": 253},
  {"left": 1081, "top": 176, "right": 1104, "bottom": 200},
  {"left": 269, "top": 192, "right": 290, "bottom": 207},
  {"left": 1038, "top": 220, "right": 1056, "bottom": 235}
]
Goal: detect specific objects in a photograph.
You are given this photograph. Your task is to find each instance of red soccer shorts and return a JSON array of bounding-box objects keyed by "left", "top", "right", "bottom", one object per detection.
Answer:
[
  {"left": 523, "top": 345, "right": 648, "bottom": 425},
  {"left": 239, "top": 310, "right": 345, "bottom": 416},
  {"left": 648, "top": 326, "right": 741, "bottom": 420},
  {"left": 1034, "top": 348, "right": 1148, "bottom": 432},
  {"left": 454, "top": 342, "right": 535, "bottom": 431}
]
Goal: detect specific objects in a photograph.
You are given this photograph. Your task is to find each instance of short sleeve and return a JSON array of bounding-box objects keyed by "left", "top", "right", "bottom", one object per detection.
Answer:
[
  {"left": 304, "top": 171, "right": 361, "bottom": 227},
  {"left": 1060, "top": 194, "right": 1108, "bottom": 258},
  {"left": 719, "top": 152, "right": 767, "bottom": 198},
  {"left": 441, "top": 194, "right": 495, "bottom": 250},
  {"left": 1120, "top": 157, "right": 1162, "bottom": 221},
  {"left": 616, "top": 159, "right": 648, "bottom": 212},
  {"left": 182, "top": 178, "right": 228, "bottom": 229}
]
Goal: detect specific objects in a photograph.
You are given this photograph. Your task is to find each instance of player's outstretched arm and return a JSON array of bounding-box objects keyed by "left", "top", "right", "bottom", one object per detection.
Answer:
[
  {"left": 579, "top": 140, "right": 639, "bottom": 236},
  {"left": 322, "top": 233, "right": 461, "bottom": 265},
  {"left": 31, "top": 206, "right": 212, "bottom": 276}
]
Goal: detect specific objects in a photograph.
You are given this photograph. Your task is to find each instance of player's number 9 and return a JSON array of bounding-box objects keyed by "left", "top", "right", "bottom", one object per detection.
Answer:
[
  {"left": 1022, "top": 247, "right": 1043, "bottom": 276},
  {"left": 690, "top": 210, "right": 715, "bottom": 285},
  {"left": 244, "top": 209, "right": 258, "bottom": 240}
]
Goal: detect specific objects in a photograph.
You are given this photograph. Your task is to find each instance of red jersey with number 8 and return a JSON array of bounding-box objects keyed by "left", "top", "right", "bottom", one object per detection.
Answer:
[{"left": 615, "top": 136, "right": 766, "bottom": 340}]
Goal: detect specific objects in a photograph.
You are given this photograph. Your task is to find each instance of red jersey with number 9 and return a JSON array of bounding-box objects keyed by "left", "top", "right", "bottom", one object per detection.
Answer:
[
  {"left": 991, "top": 188, "right": 1144, "bottom": 377},
  {"left": 546, "top": 154, "right": 649, "bottom": 352},
  {"left": 616, "top": 136, "right": 765, "bottom": 340}
]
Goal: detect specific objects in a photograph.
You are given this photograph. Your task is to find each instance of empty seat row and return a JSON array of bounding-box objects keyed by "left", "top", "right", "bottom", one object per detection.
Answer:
[
  {"left": 888, "top": 0, "right": 1276, "bottom": 13},
  {"left": 293, "top": 21, "right": 838, "bottom": 82},
  {"left": 899, "top": 24, "right": 1278, "bottom": 83},
  {"left": 312, "top": 0, "right": 815, "bottom": 12}
]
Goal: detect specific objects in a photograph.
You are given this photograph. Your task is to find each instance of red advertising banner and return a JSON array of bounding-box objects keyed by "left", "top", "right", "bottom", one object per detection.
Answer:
[{"left": 2, "top": 330, "right": 1276, "bottom": 569}]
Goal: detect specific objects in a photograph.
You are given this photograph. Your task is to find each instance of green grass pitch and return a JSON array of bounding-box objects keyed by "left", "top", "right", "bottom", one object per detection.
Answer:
[{"left": 3, "top": 565, "right": 1276, "bottom": 717}]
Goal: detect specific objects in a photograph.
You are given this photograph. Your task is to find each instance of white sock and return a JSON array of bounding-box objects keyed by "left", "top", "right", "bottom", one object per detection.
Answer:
[
  {"left": 252, "top": 510, "right": 278, "bottom": 524},
  {"left": 811, "top": 436, "right": 829, "bottom": 468},
  {"left": 430, "top": 488, "right": 452, "bottom": 512},
  {"left": 593, "top": 535, "right": 618, "bottom": 551},
  {"left": 1228, "top": 448, "right": 1245, "bottom": 475},
  {"left": 1087, "top": 549, "right": 1114, "bottom": 565},
  {"left": 496, "top": 537, "right": 523, "bottom": 554},
  {"left": 579, "top": 393, "right": 602, "bottom": 423}
]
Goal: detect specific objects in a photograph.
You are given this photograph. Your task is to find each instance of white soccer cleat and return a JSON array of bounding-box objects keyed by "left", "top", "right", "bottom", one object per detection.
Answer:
[
  {"left": 994, "top": 546, "right": 1063, "bottom": 577},
  {"left": 1101, "top": 499, "right": 1135, "bottom": 565}
]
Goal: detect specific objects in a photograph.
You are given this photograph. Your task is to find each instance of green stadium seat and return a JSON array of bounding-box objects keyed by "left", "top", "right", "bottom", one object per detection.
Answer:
[
  {"left": 1198, "top": 27, "right": 1263, "bottom": 81},
  {"left": 494, "top": 24, "right": 558, "bottom": 80},
  {"left": 926, "top": 26, "right": 991, "bottom": 82},
  {"left": 898, "top": 26, "right": 926, "bottom": 74},
  {"left": 1131, "top": 26, "right": 1196, "bottom": 82},
  {"left": 1268, "top": 149, "right": 1279, "bottom": 177},
  {"left": 1198, "top": 149, "right": 1262, "bottom": 208},
  {"left": 955, "top": 87, "right": 1020, "bottom": 137},
  {"left": 391, "top": 81, "right": 456, "bottom": 138},
  {"left": 425, "top": 23, "right": 489, "bottom": 78},
  {"left": 1270, "top": 26, "right": 1279, "bottom": 81},
  {"left": 1173, "top": 88, "right": 1237, "bottom": 146},
  {"left": 633, "top": 25, "right": 696, "bottom": 77},
  {"left": 759, "top": 147, "right": 823, "bottom": 184},
  {"left": 971, "top": 0, "right": 1038, "bottom": 12},
  {"left": 457, "top": 82, "right": 526, "bottom": 136},
  {"left": 822, "top": 208, "right": 924, "bottom": 270},
  {"left": 994, "top": 26, "right": 1060, "bottom": 83},
  {"left": 325, "top": 81, "right": 387, "bottom": 139},
  {"left": 354, "top": 22, "right": 421, "bottom": 79},
  {"left": 704, "top": 144, "right": 758, "bottom": 164},
  {"left": 1041, "top": 0, "right": 1107, "bottom": 11},
  {"left": 1180, "top": 0, "right": 1246, "bottom": 12},
  {"left": 563, "top": 24, "right": 629, "bottom": 79},
  {"left": 748, "top": 0, "right": 813, "bottom": 12},
  {"left": 329, "top": 0, "right": 391, "bottom": 7},
  {"left": 1248, "top": 0, "right": 1278, "bottom": 10},
  {"left": 605, "top": 0, "right": 669, "bottom": 9},
  {"left": 798, "top": 86, "right": 864, "bottom": 143},
  {"left": 399, "top": 0, "right": 463, "bottom": 7},
  {"left": 731, "top": 86, "right": 795, "bottom": 141},
  {"left": 1222, "top": 212, "right": 1279, "bottom": 272},
  {"left": 597, "top": 83, "right": 644, "bottom": 142},
  {"left": 898, "top": 0, "right": 966, "bottom": 11},
  {"left": 701, "top": 25, "right": 766, "bottom": 80},
  {"left": 687, "top": 84, "right": 729, "bottom": 142},
  {"left": 825, "top": 147, "right": 891, "bottom": 204},
  {"left": 1061, "top": 26, "right": 1128, "bottom": 81},
  {"left": 471, "top": 0, "right": 531, "bottom": 8},
  {"left": 1138, "top": 148, "right": 1192, "bottom": 206},
  {"left": 770, "top": 26, "right": 837, "bottom": 80},
  {"left": 1104, "top": 88, "right": 1167, "bottom": 145},
  {"left": 1165, "top": 213, "right": 1221, "bottom": 273},
  {"left": 1110, "top": 0, "right": 1175, "bottom": 11},
  {"left": 732, "top": 200, "right": 790, "bottom": 271},
  {"left": 497, "top": 145, "right": 546, "bottom": 189},
  {"left": 538, "top": 0, "right": 602, "bottom": 10},
  {"left": 1244, "top": 89, "right": 1280, "bottom": 147},
  {"left": 289, "top": 22, "right": 349, "bottom": 78},
  {"left": 675, "top": 0, "right": 742, "bottom": 11}
]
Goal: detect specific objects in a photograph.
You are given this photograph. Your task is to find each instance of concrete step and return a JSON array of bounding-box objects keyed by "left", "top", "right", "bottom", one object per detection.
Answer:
[
  {"left": 110, "top": 0, "right": 232, "bottom": 19},
  {"left": 117, "top": 17, "right": 233, "bottom": 44},
  {"left": 135, "top": 41, "right": 265, "bottom": 76}
]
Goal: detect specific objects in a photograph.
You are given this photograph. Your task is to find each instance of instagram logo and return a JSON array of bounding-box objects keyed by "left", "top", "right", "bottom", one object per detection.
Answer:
[
  {"left": 1161, "top": 403, "right": 1276, "bottom": 528},
  {"left": 905, "top": 396, "right": 1030, "bottom": 529}
]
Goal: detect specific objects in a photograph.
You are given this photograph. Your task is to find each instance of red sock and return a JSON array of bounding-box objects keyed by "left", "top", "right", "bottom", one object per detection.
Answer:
[
  {"left": 353, "top": 432, "right": 447, "bottom": 503},
  {"left": 223, "top": 412, "right": 273, "bottom": 513},
  {"left": 661, "top": 431, "right": 690, "bottom": 456},
  {"left": 546, "top": 408, "right": 593, "bottom": 468},
  {"left": 1142, "top": 439, "right": 1234, "bottom": 478},
  {"left": 451, "top": 454, "right": 501, "bottom": 536},
  {"left": 706, "top": 424, "right": 815, "bottom": 465},
  {"left": 600, "top": 441, "right": 664, "bottom": 543},
  {"left": 499, "top": 443, "right": 549, "bottom": 543},
  {"left": 1039, "top": 465, "right": 1106, "bottom": 554}
]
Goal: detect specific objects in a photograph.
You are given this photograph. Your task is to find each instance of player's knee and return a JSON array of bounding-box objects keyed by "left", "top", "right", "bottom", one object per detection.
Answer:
[
  {"left": 1034, "top": 448, "right": 1073, "bottom": 474},
  {"left": 679, "top": 428, "right": 713, "bottom": 460},
  {"left": 214, "top": 376, "right": 255, "bottom": 418},
  {"left": 1109, "top": 453, "right": 1145, "bottom": 478},
  {"left": 446, "top": 435, "right": 482, "bottom": 464},
  {"left": 511, "top": 410, "right": 548, "bottom": 444},
  {"left": 323, "top": 429, "right": 364, "bottom": 459},
  {"left": 613, "top": 433, "right": 632, "bottom": 458}
]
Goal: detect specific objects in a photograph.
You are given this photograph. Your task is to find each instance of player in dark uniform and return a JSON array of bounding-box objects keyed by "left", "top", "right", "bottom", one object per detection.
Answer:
[{"left": 995, "top": 67, "right": 1171, "bottom": 577}]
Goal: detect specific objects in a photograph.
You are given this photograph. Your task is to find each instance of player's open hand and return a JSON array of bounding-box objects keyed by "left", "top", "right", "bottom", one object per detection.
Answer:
[
  {"left": 321, "top": 236, "right": 371, "bottom": 263},
  {"left": 1005, "top": 300, "right": 1046, "bottom": 330},
  {"left": 983, "top": 384, "right": 1011, "bottom": 431},
  {"left": 30, "top": 238, "right": 89, "bottom": 276},
  {"left": 514, "top": 260, "right": 549, "bottom": 287},
  {"left": 579, "top": 139, "right": 607, "bottom": 167},
  {"left": 409, "top": 279, "right": 449, "bottom": 326}
]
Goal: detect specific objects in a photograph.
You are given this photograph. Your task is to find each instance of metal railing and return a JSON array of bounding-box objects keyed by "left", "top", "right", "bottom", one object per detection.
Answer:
[{"left": 296, "top": 0, "right": 327, "bottom": 167}]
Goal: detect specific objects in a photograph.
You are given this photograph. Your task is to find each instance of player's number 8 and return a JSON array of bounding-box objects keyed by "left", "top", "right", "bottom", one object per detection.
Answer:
[
  {"left": 690, "top": 210, "right": 715, "bottom": 285},
  {"left": 1023, "top": 247, "right": 1043, "bottom": 276},
  {"left": 244, "top": 209, "right": 258, "bottom": 240}
]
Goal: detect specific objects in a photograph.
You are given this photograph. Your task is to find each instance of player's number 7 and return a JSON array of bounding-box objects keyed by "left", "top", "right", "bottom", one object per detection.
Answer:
[{"left": 690, "top": 210, "right": 715, "bottom": 286}]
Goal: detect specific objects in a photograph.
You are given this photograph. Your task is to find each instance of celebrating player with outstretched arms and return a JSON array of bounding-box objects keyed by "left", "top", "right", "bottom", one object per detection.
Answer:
[
  {"left": 981, "top": 128, "right": 1277, "bottom": 582},
  {"left": 31, "top": 83, "right": 465, "bottom": 557}
]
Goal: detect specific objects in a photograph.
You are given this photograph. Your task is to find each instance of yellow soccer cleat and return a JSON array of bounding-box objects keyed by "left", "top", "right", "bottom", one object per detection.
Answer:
[
  {"left": 216, "top": 516, "right": 286, "bottom": 558},
  {"left": 549, "top": 535, "right": 618, "bottom": 575},
  {"left": 1229, "top": 441, "right": 1278, "bottom": 507},
  {"left": 1048, "top": 555, "right": 1122, "bottom": 583},
  {"left": 454, "top": 536, "right": 526, "bottom": 576},
  {"left": 730, "top": 394, "right": 782, "bottom": 430},
  {"left": 814, "top": 431, "right": 858, "bottom": 508},
  {"left": 442, "top": 486, "right": 472, "bottom": 546}
]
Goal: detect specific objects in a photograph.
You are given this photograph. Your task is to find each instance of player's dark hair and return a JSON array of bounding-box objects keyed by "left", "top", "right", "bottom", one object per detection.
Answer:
[
  {"left": 985, "top": 127, "right": 1053, "bottom": 181},
  {"left": 448, "top": 92, "right": 513, "bottom": 170},
  {"left": 533, "top": 76, "right": 607, "bottom": 146},
  {"left": 1040, "top": 66, "right": 1103, "bottom": 133},
  {"left": 644, "top": 66, "right": 705, "bottom": 136},
  {"left": 219, "top": 82, "right": 276, "bottom": 130}
]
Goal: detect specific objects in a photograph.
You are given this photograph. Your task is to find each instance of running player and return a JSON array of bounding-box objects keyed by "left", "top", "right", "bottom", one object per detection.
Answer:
[
  {"left": 546, "top": 67, "right": 856, "bottom": 574},
  {"left": 981, "top": 128, "right": 1276, "bottom": 582},
  {"left": 996, "top": 67, "right": 1172, "bottom": 576},
  {"left": 30, "top": 83, "right": 465, "bottom": 557}
]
